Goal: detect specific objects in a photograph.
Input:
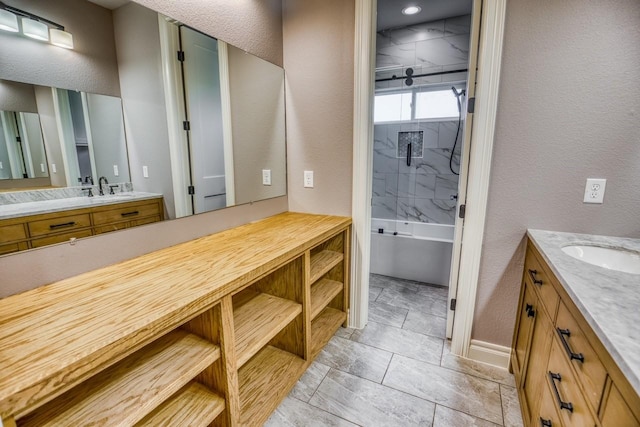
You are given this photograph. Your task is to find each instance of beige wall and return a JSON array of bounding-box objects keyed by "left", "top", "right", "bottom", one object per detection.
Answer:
[
  {"left": 0, "top": 0, "right": 120, "bottom": 96},
  {"left": 0, "top": 0, "right": 286, "bottom": 297},
  {"left": 282, "top": 0, "right": 355, "bottom": 216},
  {"left": 473, "top": 0, "right": 640, "bottom": 346},
  {"left": 0, "top": 80, "right": 37, "bottom": 113}
]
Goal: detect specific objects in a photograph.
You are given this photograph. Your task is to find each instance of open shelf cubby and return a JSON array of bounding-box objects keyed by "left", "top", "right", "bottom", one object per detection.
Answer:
[
  {"left": 310, "top": 307, "right": 347, "bottom": 357},
  {"left": 20, "top": 331, "right": 221, "bottom": 427},
  {"left": 310, "top": 278, "right": 343, "bottom": 320},
  {"left": 233, "top": 289, "right": 302, "bottom": 368},
  {"left": 238, "top": 345, "right": 306, "bottom": 426},
  {"left": 135, "top": 382, "right": 225, "bottom": 426},
  {"left": 309, "top": 250, "right": 343, "bottom": 284}
]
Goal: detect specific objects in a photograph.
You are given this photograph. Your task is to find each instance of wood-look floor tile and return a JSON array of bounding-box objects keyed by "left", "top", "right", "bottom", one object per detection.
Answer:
[
  {"left": 500, "top": 385, "right": 524, "bottom": 427},
  {"left": 433, "top": 405, "right": 500, "bottom": 427},
  {"left": 440, "top": 342, "right": 516, "bottom": 387},
  {"left": 376, "top": 286, "right": 447, "bottom": 317},
  {"left": 402, "top": 309, "right": 446, "bottom": 339},
  {"left": 368, "top": 301, "right": 408, "bottom": 328},
  {"left": 383, "top": 355, "right": 503, "bottom": 425},
  {"left": 289, "top": 361, "right": 330, "bottom": 402},
  {"left": 309, "top": 368, "right": 435, "bottom": 426},
  {"left": 316, "top": 336, "right": 392, "bottom": 383},
  {"left": 265, "top": 396, "right": 357, "bottom": 427},
  {"left": 351, "top": 321, "right": 443, "bottom": 365}
]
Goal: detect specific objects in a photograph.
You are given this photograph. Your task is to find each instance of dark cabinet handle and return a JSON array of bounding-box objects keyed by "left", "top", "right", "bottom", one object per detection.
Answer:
[
  {"left": 557, "top": 328, "right": 585, "bottom": 363},
  {"left": 406, "top": 143, "right": 412, "bottom": 167},
  {"left": 49, "top": 221, "right": 76, "bottom": 230},
  {"left": 539, "top": 418, "right": 552, "bottom": 427},
  {"left": 526, "top": 304, "right": 535, "bottom": 318},
  {"left": 548, "top": 372, "right": 574, "bottom": 413},
  {"left": 528, "top": 269, "right": 543, "bottom": 286},
  {"left": 121, "top": 211, "right": 139, "bottom": 217}
]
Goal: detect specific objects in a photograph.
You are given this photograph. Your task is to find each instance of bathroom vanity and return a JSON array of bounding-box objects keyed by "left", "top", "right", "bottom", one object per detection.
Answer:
[
  {"left": 0, "top": 212, "right": 351, "bottom": 426},
  {"left": 512, "top": 230, "right": 640, "bottom": 427},
  {"left": 0, "top": 192, "right": 164, "bottom": 254}
]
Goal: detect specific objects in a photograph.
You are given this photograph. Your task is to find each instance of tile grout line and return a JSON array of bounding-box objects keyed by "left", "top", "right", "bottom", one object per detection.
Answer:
[
  {"left": 287, "top": 394, "right": 363, "bottom": 427},
  {"left": 498, "top": 383, "right": 506, "bottom": 426}
]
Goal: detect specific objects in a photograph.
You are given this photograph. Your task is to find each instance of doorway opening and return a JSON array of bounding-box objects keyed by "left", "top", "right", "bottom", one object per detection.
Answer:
[{"left": 367, "top": 0, "right": 480, "bottom": 343}]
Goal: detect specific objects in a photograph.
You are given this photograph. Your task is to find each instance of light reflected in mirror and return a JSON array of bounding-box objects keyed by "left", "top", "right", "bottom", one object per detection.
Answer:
[{"left": 0, "top": 0, "right": 286, "bottom": 254}]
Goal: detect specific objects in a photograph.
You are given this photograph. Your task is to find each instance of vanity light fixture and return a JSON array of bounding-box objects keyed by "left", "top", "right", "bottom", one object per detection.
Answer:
[
  {"left": 0, "top": 8, "right": 18, "bottom": 32},
  {"left": 402, "top": 5, "right": 422, "bottom": 15},
  {"left": 0, "top": 1, "right": 73, "bottom": 49}
]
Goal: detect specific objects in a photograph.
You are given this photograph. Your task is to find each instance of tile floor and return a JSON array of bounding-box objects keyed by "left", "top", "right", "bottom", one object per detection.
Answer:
[{"left": 266, "top": 274, "right": 524, "bottom": 427}]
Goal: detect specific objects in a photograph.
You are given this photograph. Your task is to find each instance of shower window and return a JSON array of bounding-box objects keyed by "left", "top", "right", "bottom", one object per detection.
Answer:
[{"left": 374, "top": 83, "right": 465, "bottom": 123}]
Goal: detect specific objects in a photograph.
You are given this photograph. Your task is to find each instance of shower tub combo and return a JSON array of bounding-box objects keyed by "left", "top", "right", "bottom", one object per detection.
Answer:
[{"left": 370, "top": 219, "right": 454, "bottom": 287}]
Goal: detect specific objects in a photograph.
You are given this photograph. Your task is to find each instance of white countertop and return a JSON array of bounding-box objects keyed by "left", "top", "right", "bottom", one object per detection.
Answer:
[
  {"left": 527, "top": 229, "right": 640, "bottom": 395},
  {"left": 0, "top": 192, "right": 163, "bottom": 220}
]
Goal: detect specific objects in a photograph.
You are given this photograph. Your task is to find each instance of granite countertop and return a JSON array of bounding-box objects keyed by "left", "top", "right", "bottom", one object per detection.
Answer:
[
  {"left": 0, "top": 192, "right": 163, "bottom": 220},
  {"left": 527, "top": 229, "right": 640, "bottom": 396}
]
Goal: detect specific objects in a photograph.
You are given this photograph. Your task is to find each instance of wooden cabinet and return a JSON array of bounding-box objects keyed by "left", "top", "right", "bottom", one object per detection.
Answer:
[
  {"left": 0, "top": 213, "right": 351, "bottom": 426},
  {"left": 0, "top": 197, "right": 163, "bottom": 254},
  {"left": 512, "top": 241, "right": 640, "bottom": 427}
]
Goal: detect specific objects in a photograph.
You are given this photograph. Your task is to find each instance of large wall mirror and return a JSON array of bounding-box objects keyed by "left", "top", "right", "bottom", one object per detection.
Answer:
[{"left": 0, "top": 0, "right": 286, "bottom": 252}]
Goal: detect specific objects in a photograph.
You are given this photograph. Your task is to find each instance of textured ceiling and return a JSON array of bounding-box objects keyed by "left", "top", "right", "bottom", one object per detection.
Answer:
[
  {"left": 86, "top": 0, "right": 129, "bottom": 10},
  {"left": 377, "top": 0, "right": 472, "bottom": 31}
]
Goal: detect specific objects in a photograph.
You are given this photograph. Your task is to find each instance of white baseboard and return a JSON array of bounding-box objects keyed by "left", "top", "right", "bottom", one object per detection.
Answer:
[{"left": 467, "top": 339, "right": 511, "bottom": 370}]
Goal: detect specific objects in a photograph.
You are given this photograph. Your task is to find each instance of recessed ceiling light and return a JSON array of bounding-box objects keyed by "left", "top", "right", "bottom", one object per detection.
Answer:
[{"left": 402, "top": 6, "right": 422, "bottom": 15}]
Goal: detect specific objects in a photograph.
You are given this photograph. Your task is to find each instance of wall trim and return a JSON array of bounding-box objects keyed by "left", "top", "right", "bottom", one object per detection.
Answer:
[
  {"left": 468, "top": 339, "right": 511, "bottom": 370},
  {"left": 349, "top": 0, "right": 376, "bottom": 329},
  {"left": 450, "top": 0, "right": 507, "bottom": 357}
]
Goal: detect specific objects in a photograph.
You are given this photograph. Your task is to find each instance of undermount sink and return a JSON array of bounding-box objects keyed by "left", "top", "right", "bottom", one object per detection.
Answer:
[{"left": 561, "top": 245, "right": 640, "bottom": 275}]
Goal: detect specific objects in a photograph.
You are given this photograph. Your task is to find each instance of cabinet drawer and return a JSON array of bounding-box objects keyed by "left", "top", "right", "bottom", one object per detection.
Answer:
[
  {"left": 525, "top": 247, "right": 559, "bottom": 320},
  {"left": 538, "top": 378, "right": 563, "bottom": 427},
  {"left": 547, "top": 338, "right": 596, "bottom": 427},
  {"left": 28, "top": 214, "right": 92, "bottom": 237},
  {"left": 92, "top": 201, "right": 160, "bottom": 225},
  {"left": 94, "top": 222, "right": 129, "bottom": 235},
  {"left": 0, "top": 241, "right": 28, "bottom": 255},
  {"left": 0, "top": 223, "right": 27, "bottom": 244},
  {"left": 131, "top": 215, "right": 161, "bottom": 227},
  {"left": 31, "top": 229, "right": 93, "bottom": 248},
  {"left": 514, "top": 282, "right": 536, "bottom": 379},
  {"left": 601, "top": 383, "right": 640, "bottom": 427},
  {"left": 556, "top": 301, "right": 606, "bottom": 410}
]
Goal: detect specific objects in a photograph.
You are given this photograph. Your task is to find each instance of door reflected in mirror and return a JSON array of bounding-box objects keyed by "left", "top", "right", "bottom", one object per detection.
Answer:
[{"left": 0, "top": 110, "right": 48, "bottom": 180}]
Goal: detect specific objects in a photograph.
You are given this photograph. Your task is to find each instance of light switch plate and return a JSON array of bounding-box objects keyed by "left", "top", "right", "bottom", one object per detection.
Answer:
[
  {"left": 262, "top": 169, "right": 271, "bottom": 186},
  {"left": 52, "top": 163, "right": 57, "bottom": 173},
  {"left": 304, "top": 170, "right": 314, "bottom": 188},
  {"left": 143, "top": 165, "right": 149, "bottom": 178},
  {"left": 0, "top": 161, "right": 3, "bottom": 169},
  {"left": 584, "top": 178, "right": 606, "bottom": 204},
  {"left": 40, "top": 163, "right": 45, "bottom": 173},
  {"left": 113, "top": 165, "right": 119, "bottom": 176}
]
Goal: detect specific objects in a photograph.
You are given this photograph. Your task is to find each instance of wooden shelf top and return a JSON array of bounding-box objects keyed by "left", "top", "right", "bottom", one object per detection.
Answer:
[
  {"left": 238, "top": 345, "right": 306, "bottom": 426},
  {"left": 135, "top": 382, "right": 225, "bottom": 426},
  {"left": 20, "top": 331, "right": 220, "bottom": 427},
  {"left": 0, "top": 212, "right": 350, "bottom": 418},
  {"left": 234, "top": 290, "right": 302, "bottom": 367},
  {"left": 311, "top": 278, "right": 344, "bottom": 320},
  {"left": 310, "top": 250, "right": 344, "bottom": 284}
]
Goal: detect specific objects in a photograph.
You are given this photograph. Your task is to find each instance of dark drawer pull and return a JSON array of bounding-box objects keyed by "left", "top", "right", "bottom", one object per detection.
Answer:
[
  {"left": 526, "top": 304, "right": 535, "bottom": 318},
  {"left": 528, "top": 269, "right": 543, "bottom": 286},
  {"left": 557, "top": 328, "right": 585, "bottom": 363},
  {"left": 49, "top": 221, "right": 76, "bottom": 230},
  {"left": 548, "top": 372, "right": 574, "bottom": 413},
  {"left": 539, "top": 418, "right": 552, "bottom": 427},
  {"left": 121, "top": 211, "right": 139, "bottom": 217}
]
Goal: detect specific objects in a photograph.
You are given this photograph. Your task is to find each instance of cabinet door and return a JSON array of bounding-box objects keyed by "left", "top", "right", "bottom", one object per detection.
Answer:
[
  {"left": 538, "top": 378, "right": 563, "bottom": 427},
  {"left": 522, "top": 296, "right": 553, "bottom": 423},
  {"left": 601, "top": 383, "right": 640, "bottom": 427},
  {"left": 514, "top": 282, "right": 537, "bottom": 379}
]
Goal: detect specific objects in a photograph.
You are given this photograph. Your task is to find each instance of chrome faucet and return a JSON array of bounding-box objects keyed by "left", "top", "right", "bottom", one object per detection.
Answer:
[{"left": 98, "top": 176, "right": 109, "bottom": 196}]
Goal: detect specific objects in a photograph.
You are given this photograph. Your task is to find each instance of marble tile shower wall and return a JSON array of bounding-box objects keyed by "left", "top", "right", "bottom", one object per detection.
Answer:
[{"left": 373, "top": 15, "right": 470, "bottom": 225}]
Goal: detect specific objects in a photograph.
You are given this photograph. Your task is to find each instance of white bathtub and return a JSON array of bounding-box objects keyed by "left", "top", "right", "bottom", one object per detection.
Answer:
[{"left": 370, "top": 219, "right": 454, "bottom": 286}]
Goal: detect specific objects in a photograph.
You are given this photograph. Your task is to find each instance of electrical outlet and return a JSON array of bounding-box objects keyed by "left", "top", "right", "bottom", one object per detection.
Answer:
[
  {"left": 583, "top": 178, "right": 606, "bottom": 204},
  {"left": 113, "top": 165, "right": 119, "bottom": 176},
  {"left": 262, "top": 169, "right": 271, "bottom": 186},
  {"left": 143, "top": 165, "right": 149, "bottom": 178},
  {"left": 304, "top": 170, "right": 314, "bottom": 188}
]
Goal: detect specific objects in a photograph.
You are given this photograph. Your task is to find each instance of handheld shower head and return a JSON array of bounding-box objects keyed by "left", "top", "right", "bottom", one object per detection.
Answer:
[{"left": 451, "top": 87, "right": 465, "bottom": 98}]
